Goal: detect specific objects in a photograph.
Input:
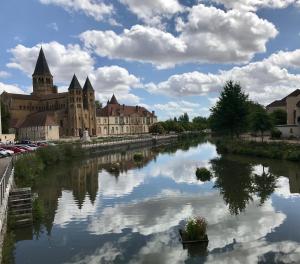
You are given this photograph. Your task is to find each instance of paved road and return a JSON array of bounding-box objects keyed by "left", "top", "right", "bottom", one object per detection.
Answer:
[{"left": 0, "top": 157, "right": 11, "bottom": 178}]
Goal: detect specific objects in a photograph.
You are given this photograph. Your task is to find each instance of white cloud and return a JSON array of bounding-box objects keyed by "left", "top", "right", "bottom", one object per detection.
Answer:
[
  {"left": 209, "top": 0, "right": 297, "bottom": 12},
  {"left": 146, "top": 48, "right": 300, "bottom": 105},
  {"left": 47, "top": 22, "right": 59, "bottom": 31},
  {"left": 154, "top": 100, "right": 210, "bottom": 120},
  {"left": 7, "top": 42, "right": 94, "bottom": 84},
  {"left": 0, "top": 82, "right": 25, "bottom": 94},
  {"left": 80, "top": 4, "right": 277, "bottom": 68},
  {"left": 6, "top": 42, "right": 141, "bottom": 105},
  {"left": 119, "top": 0, "right": 184, "bottom": 26},
  {"left": 89, "top": 65, "right": 141, "bottom": 104},
  {"left": 0, "top": 71, "right": 10, "bottom": 78},
  {"left": 39, "top": 0, "right": 113, "bottom": 21}
]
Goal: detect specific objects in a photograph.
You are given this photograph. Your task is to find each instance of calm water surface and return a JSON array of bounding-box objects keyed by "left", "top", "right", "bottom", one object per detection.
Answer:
[{"left": 12, "top": 141, "right": 300, "bottom": 263}]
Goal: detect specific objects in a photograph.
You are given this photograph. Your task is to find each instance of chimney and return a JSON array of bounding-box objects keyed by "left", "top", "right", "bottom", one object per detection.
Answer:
[
  {"left": 123, "top": 104, "right": 125, "bottom": 109},
  {"left": 136, "top": 105, "right": 138, "bottom": 111},
  {"left": 152, "top": 111, "right": 155, "bottom": 116}
]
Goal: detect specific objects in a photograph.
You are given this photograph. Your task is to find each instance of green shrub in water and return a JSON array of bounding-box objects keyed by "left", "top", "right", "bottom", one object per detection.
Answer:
[
  {"left": 196, "top": 167, "right": 212, "bottom": 182},
  {"left": 184, "top": 217, "right": 207, "bottom": 241},
  {"left": 133, "top": 153, "right": 144, "bottom": 162}
]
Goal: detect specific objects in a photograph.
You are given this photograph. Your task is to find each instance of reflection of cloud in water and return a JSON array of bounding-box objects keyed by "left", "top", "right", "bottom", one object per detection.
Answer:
[
  {"left": 206, "top": 239, "right": 300, "bottom": 264},
  {"left": 129, "top": 232, "right": 187, "bottom": 264},
  {"left": 87, "top": 190, "right": 285, "bottom": 250},
  {"left": 150, "top": 143, "right": 218, "bottom": 184},
  {"left": 275, "top": 177, "right": 300, "bottom": 199},
  {"left": 99, "top": 170, "right": 146, "bottom": 197},
  {"left": 64, "top": 242, "right": 121, "bottom": 264},
  {"left": 98, "top": 143, "right": 218, "bottom": 198},
  {"left": 54, "top": 191, "right": 98, "bottom": 227},
  {"left": 252, "top": 164, "right": 269, "bottom": 175}
]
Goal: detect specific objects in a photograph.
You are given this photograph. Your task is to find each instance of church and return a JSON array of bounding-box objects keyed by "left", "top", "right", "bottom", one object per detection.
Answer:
[{"left": 1, "top": 48, "right": 157, "bottom": 140}]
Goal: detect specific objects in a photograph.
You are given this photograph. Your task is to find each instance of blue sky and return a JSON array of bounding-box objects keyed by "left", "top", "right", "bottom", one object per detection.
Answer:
[{"left": 1, "top": 0, "right": 300, "bottom": 120}]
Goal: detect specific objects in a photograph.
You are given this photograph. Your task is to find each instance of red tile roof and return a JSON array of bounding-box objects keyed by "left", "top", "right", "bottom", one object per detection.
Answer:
[{"left": 20, "top": 111, "right": 58, "bottom": 128}]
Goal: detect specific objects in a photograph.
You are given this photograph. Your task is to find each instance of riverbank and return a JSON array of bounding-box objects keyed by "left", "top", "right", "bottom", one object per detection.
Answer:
[{"left": 215, "top": 139, "right": 300, "bottom": 162}]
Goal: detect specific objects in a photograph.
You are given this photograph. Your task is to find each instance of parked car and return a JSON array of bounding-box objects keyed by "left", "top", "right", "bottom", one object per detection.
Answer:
[
  {"left": 0, "top": 149, "right": 10, "bottom": 157},
  {"left": 15, "top": 145, "right": 33, "bottom": 152},
  {"left": 2, "top": 146, "right": 25, "bottom": 154},
  {"left": 0, "top": 148, "right": 14, "bottom": 155},
  {"left": 20, "top": 140, "right": 32, "bottom": 144},
  {"left": 26, "top": 144, "right": 39, "bottom": 150},
  {"left": 36, "top": 142, "right": 48, "bottom": 147}
]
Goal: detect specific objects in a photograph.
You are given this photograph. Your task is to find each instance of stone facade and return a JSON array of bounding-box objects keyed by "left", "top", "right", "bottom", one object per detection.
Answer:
[
  {"left": 96, "top": 95, "right": 157, "bottom": 136},
  {"left": 267, "top": 89, "right": 300, "bottom": 137},
  {"left": 1, "top": 48, "right": 157, "bottom": 140},
  {"left": 1, "top": 48, "right": 96, "bottom": 139}
]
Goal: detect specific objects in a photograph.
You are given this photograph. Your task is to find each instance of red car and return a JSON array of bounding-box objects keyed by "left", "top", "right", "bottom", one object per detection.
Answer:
[{"left": 2, "top": 146, "right": 25, "bottom": 154}]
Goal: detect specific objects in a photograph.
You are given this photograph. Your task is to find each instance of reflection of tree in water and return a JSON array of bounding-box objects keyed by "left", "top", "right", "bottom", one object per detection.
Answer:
[
  {"left": 211, "top": 157, "right": 278, "bottom": 215},
  {"left": 254, "top": 167, "right": 277, "bottom": 205},
  {"left": 211, "top": 157, "right": 254, "bottom": 215}
]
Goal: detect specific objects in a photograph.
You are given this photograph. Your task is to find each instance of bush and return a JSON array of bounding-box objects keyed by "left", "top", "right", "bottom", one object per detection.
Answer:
[
  {"left": 36, "top": 145, "right": 64, "bottom": 165},
  {"left": 133, "top": 153, "right": 144, "bottom": 162},
  {"left": 196, "top": 167, "right": 212, "bottom": 182},
  {"left": 183, "top": 217, "right": 207, "bottom": 241},
  {"left": 149, "top": 123, "right": 165, "bottom": 134},
  {"left": 14, "top": 155, "right": 44, "bottom": 186},
  {"left": 271, "top": 129, "right": 282, "bottom": 139}
]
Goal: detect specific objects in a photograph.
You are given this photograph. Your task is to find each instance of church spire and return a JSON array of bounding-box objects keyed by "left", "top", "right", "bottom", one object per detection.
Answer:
[
  {"left": 109, "top": 94, "right": 119, "bottom": 104},
  {"left": 33, "top": 47, "right": 52, "bottom": 76}
]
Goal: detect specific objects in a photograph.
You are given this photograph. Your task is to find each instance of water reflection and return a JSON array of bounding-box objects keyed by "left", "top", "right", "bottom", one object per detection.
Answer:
[
  {"left": 11, "top": 140, "right": 300, "bottom": 264},
  {"left": 211, "top": 156, "right": 278, "bottom": 215}
]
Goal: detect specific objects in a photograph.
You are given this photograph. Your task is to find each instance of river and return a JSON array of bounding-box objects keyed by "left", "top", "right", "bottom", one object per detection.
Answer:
[{"left": 9, "top": 139, "right": 300, "bottom": 263}]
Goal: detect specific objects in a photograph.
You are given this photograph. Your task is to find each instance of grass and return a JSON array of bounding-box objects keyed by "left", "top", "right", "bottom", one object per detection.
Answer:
[
  {"left": 215, "top": 139, "right": 300, "bottom": 162},
  {"left": 195, "top": 168, "right": 212, "bottom": 182},
  {"left": 14, "top": 144, "right": 86, "bottom": 187},
  {"left": 182, "top": 217, "right": 207, "bottom": 241}
]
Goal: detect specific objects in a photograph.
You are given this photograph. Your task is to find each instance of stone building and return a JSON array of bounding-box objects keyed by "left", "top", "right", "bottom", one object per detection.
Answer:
[
  {"left": 1, "top": 47, "right": 97, "bottom": 139},
  {"left": 18, "top": 112, "right": 60, "bottom": 141},
  {"left": 1, "top": 48, "right": 157, "bottom": 140},
  {"left": 96, "top": 94, "right": 157, "bottom": 135},
  {"left": 267, "top": 89, "right": 300, "bottom": 137}
]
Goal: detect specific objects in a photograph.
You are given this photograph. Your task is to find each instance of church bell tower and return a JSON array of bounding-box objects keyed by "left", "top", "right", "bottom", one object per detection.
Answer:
[{"left": 32, "top": 47, "right": 56, "bottom": 96}]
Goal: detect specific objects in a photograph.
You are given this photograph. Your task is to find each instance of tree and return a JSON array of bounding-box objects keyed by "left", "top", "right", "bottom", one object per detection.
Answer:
[
  {"left": 210, "top": 80, "right": 249, "bottom": 137},
  {"left": 192, "top": 116, "right": 208, "bottom": 131},
  {"left": 249, "top": 108, "right": 273, "bottom": 142},
  {"left": 269, "top": 109, "right": 287, "bottom": 125},
  {"left": 178, "top": 113, "right": 189, "bottom": 123},
  {"left": 1, "top": 103, "right": 10, "bottom": 133},
  {"left": 95, "top": 100, "right": 102, "bottom": 109},
  {"left": 149, "top": 123, "right": 165, "bottom": 134}
]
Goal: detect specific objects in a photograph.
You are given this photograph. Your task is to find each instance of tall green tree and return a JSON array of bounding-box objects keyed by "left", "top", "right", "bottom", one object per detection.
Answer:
[
  {"left": 249, "top": 108, "right": 273, "bottom": 142},
  {"left": 210, "top": 80, "right": 249, "bottom": 137},
  {"left": 178, "top": 113, "right": 189, "bottom": 123},
  {"left": 269, "top": 109, "right": 287, "bottom": 125}
]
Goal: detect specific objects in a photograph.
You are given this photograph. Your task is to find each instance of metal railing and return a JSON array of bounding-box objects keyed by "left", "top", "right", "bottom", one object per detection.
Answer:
[{"left": 0, "top": 158, "right": 13, "bottom": 207}]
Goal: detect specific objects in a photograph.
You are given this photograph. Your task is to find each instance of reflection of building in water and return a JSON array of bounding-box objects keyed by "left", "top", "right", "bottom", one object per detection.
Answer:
[
  {"left": 289, "top": 173, "right": 300, "bottom": 193},
  {"left": 94, "top": 148, "right": 156, "bottom": 177},
  {"left": 72, "top": 159, "right": 99, "bottom": 208},
  {"left": 23, "top": 147, "right": 157, "bottom": 238}
]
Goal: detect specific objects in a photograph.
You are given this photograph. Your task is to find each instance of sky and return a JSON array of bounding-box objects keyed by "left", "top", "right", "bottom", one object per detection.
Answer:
[{"left": 1, "top": 0, "right": 300, "bottom": 120}]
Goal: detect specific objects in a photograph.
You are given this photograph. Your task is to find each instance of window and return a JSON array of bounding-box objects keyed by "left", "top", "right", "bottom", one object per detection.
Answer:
[
  {"left": 49, "top": 126, "right": 52, "bottom": 130},
  {"left": 115, "top": 117, "right": 118, "bottom": 124}
]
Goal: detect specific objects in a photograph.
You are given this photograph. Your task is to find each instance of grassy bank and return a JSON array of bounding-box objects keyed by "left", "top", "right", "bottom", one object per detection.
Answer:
[
  {"left": 14, "top": 144, "right": 86, "bottom": 187},
  {"left": 215, "top": 139, "right": 300, "bottom": 162}
]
